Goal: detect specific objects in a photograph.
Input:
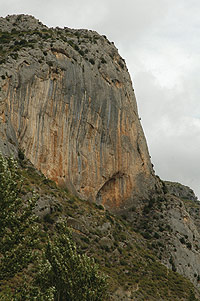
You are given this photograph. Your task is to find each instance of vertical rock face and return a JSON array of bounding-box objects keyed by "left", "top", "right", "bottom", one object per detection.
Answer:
[
  {"left": 0, "top": 15, "right": 158, "bottom": 210},
  {"left": 2, "top": 15, "right": 200, "bottom": 293}
]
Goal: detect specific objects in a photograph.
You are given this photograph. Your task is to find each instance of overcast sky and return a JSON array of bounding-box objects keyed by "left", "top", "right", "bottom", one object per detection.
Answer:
[{"left": 1, "top": 0, "right": 200, "bottom": 199}]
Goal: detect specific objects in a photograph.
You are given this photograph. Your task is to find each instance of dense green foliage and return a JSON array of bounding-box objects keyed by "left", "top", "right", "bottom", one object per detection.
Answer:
[
  {"left": 28, "top": 223, "right": 108, "bottom": 300},
  {"left": 0, "top": 153, "right": 198, "bottom": 300},
  {"left": 0, "top": 154, "right": 108, "bottom": 300},
  {"left": 0, "top": 153, "right": 38, "bottom": 281}
]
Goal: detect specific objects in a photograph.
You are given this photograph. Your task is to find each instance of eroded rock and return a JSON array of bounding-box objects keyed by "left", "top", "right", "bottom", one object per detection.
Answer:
[{"left": 0, "top": 15, "right": 160, "bottom": 211}]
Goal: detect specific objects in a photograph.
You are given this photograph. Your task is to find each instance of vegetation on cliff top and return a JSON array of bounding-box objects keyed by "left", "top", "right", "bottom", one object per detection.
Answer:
[{"left": 0, "top": 14, "right": 125, "bottom": 74}]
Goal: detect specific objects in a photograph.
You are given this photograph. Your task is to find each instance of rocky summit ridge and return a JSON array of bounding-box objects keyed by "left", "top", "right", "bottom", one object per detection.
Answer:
[{"left": 0, "top": 14, "right": 200, "bottom": 299}]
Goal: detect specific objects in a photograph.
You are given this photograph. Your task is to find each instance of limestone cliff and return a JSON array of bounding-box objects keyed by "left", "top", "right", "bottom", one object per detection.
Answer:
[
  {"left": 1, "top": 15, "right": 200, "bottom": 296},
  {"left": 0, "top": 14, "right": 160, "bottom": 211}
]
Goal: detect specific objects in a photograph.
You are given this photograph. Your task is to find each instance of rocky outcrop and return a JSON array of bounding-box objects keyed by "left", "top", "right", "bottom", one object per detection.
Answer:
[
  {"left": 163, "top": 195, "right": 200, "bottom": 288},
  {"left": 165, "top": 181, "right": 198, "bottom": 202},
  {"left": 130, "top": 191, "right": 200, "bottom": 289},
  {"left": 0, "top": 14, "right": 160, "bottom": 211}
]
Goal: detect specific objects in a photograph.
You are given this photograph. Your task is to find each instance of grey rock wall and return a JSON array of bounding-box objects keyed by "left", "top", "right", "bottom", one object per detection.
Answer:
[{"left": 0, "top": 15, "right": 160, "bottom": 211}]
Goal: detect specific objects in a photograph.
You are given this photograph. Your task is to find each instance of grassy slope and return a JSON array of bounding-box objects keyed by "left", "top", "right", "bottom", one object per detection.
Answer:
[{"left": 13, "top": 159, "right": 198, "bottom": 300}]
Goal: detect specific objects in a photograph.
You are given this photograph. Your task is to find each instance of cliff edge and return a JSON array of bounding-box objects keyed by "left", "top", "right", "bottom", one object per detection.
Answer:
[{"left": 0, "top": 14, "right": 160, "bottom": 211}]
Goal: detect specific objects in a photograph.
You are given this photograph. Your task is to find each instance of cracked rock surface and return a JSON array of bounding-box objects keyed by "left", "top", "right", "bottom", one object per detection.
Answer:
[{"left": 0, "top": 14, "right": 160, "bottom": 211}]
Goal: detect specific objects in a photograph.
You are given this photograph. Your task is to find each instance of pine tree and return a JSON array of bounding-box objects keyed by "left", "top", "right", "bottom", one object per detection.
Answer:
[{"left": 0, "top": 153, "right": 38, "bottom": 281}]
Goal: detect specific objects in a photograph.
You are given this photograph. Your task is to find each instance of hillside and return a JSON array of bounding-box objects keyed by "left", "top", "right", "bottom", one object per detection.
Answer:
[
  {"left": 0, "top": 155, "right": 199, "bottom": 300},
  {"left": 0, "top": 14, "right": 200, "bottom": 300}
]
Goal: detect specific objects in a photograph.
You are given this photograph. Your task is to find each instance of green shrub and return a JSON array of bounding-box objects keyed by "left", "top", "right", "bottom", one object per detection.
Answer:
[
  {"left": 74, "top": 44, "right": 80, "bottom": 51},
  {"left": 89, "top": 58, "right": 95, "bottom": 65},
  {"left": 101, "top": 57, "right": 107, "bottom": 64},
  {"left": 95, "top": 204, "right": 104, "bottom": 210},
  {"left": 28, "top": 222, "right": 108, "bottom": 300},
  {"left": 118, "top": 61, "right": 124, "bottom": 69},
  {"left": 154, "top": 232, "right": 160, "bottom": 239},
  {"left": 18, "top": 148, "right": 25, "bottom": 161},
  {"left": 142, "top": 232, "right": 152, "bottom": 240},
  {"left": 10, "top": 53, "right": 18, "bottom": 60},
  {"left": 43, "top": 213, "right": 54, "bottom": 224},
  {"left": 180, "top": 237, "right": 186, "bottom": 244},
  {"left": 78, "top": 49, "right": 85, "bottom": 56}
]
